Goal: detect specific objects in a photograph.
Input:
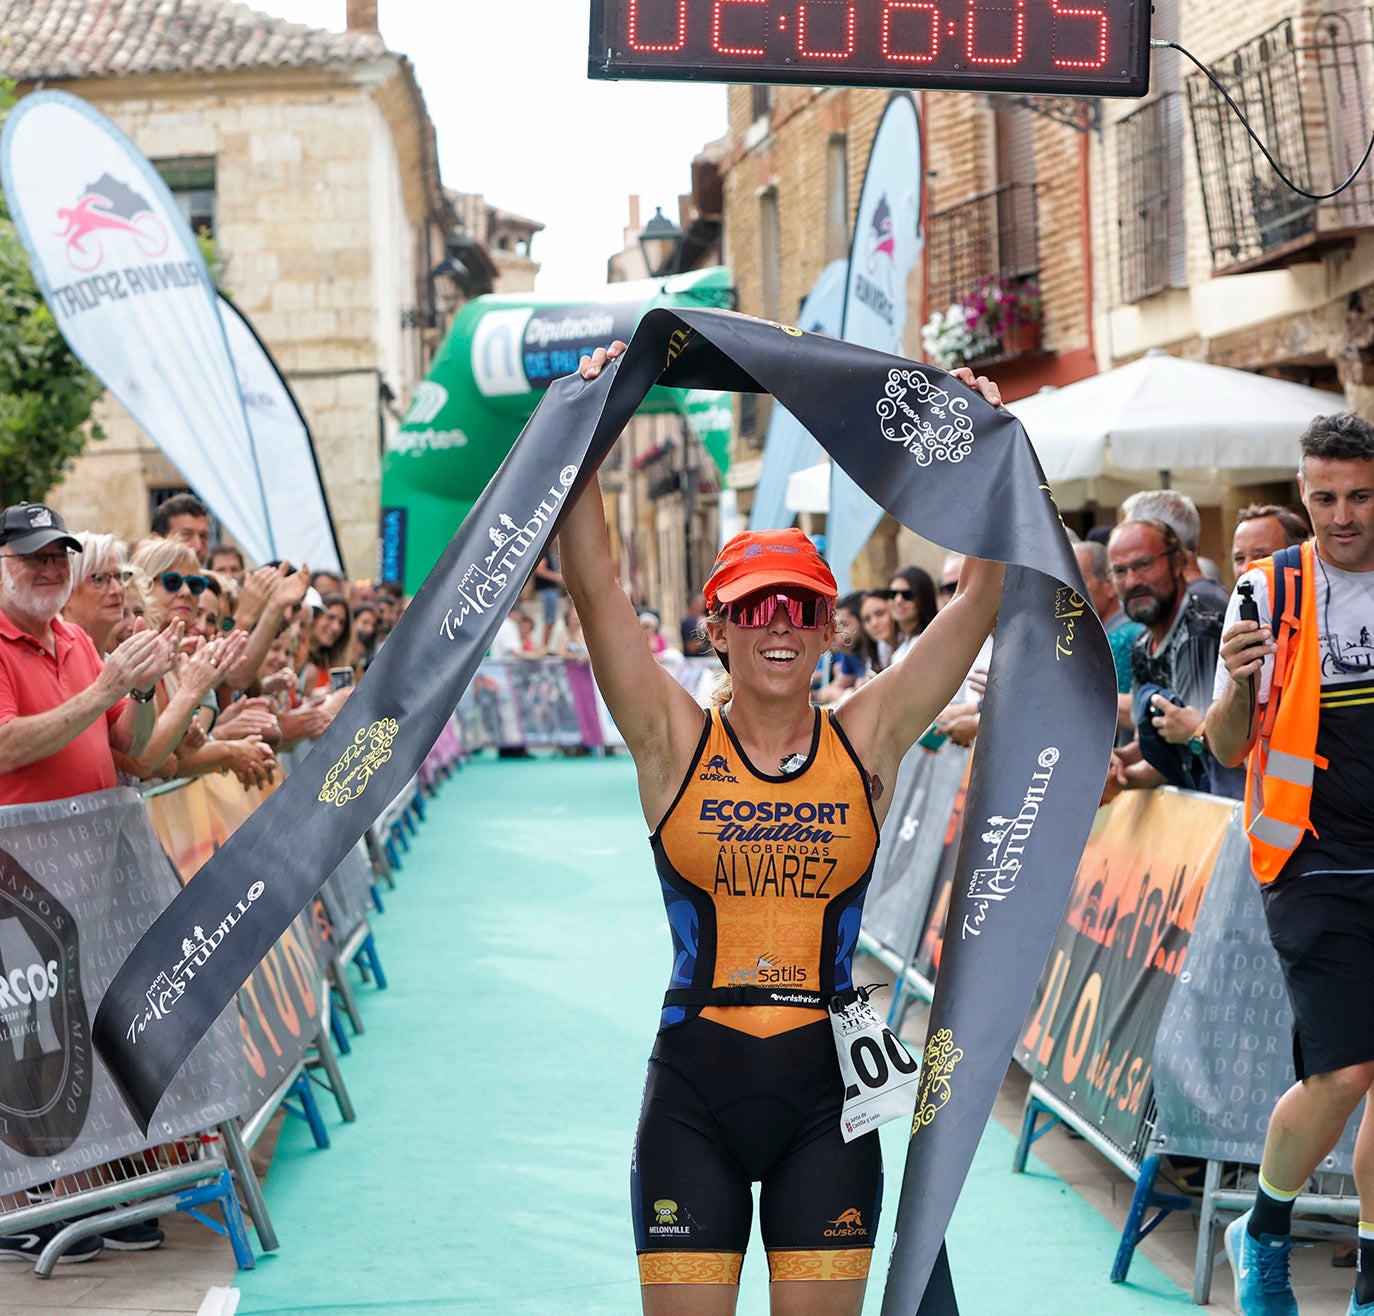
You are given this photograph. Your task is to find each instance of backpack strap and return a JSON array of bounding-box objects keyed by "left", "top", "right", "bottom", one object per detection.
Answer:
[{"left": 1259, "top": 543, "right": 1304, "bottom": 740}]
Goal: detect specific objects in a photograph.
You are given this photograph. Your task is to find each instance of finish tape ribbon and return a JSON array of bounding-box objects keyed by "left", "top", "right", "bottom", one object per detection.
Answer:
[{"left": 93, "top": 307, "right": 1117, "bottom": 1311}]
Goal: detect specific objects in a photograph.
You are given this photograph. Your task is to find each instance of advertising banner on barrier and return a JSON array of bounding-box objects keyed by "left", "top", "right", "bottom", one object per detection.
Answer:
[
  {"left": 1152, "top": 816, "right": 1358, "bottom": 1171},
  {"left": 318, "top": 843, "right": 375, "bottom": 956},
  {"left": 1016, "top": 789, "right": 1234, "bottom": 1158},
  {"left": 145, "top": 777, "right": 324, "bottom": 1111},
  {"left": 861, "top": 744, "right": 968, "bottom": 972},
  {"left": 0, "top": 788, "right": 246, "bottom": 1194},
  {"left": 911, "top": 755, "right": 972, "bottom": 987}
]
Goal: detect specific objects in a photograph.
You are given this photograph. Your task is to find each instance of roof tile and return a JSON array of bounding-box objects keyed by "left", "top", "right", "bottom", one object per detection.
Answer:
[{"left": 0, "top": 0, "right": 387, "bottom": 82}]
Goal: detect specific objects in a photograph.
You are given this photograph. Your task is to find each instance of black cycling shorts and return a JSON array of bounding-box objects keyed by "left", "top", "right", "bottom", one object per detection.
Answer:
[
  {"left": 631, "top": 1015, "right": 883, "bottom": 1285},
  {"left": 1263, "top": 868, "right": 1374, "bottom": 1080}
]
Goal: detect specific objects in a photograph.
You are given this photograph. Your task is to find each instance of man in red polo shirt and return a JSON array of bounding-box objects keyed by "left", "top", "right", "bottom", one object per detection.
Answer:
[{"left": 0, "top": 502, "right": 180, "bottom": 807}]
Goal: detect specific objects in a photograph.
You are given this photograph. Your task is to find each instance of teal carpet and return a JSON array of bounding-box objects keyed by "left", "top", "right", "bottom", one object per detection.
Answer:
[{"left": 235, "top": 754, "right": 1192, "bottom": 1314}]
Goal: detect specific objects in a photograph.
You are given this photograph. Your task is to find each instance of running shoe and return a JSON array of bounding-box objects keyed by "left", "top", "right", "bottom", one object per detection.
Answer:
[
  {"left": 1225, "top": 1210, "right": 1298, "bottom": 1316},
  {"left": 102, "top": 1219, "right": 164, "bottom": 1251},
  {"left": 0, "top": 1224, "right": 103, "bottom": 1264},
  {"left": 1346, "top": 1293, "right": 1374, "bottom": 1315}
]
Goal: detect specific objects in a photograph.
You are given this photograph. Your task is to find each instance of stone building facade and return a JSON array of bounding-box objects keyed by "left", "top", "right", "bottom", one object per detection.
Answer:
[{"left": 0, "top": 0, "right": 527, "bottom": 578}]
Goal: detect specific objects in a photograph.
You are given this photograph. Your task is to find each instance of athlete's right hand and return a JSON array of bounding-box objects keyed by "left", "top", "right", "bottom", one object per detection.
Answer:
[{"left": 579, "top": 340, "right": 627, "bottom": 380}]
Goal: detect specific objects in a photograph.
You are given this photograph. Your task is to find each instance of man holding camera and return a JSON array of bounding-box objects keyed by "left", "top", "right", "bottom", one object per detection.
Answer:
[
  {"left": 1104, "top": 516, "right": 1240, "bottom": 799},
  {"left": 1210, "top": 411, "right": 1374, "bottom": 1316}
]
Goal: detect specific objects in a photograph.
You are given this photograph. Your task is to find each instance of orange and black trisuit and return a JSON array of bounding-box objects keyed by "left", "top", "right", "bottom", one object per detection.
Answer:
[{"left": 631, "top": 705, "right": 882, "bottom": 1285}]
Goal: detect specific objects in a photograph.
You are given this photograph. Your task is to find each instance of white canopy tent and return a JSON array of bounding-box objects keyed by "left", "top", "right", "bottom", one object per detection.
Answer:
[{"left": 1008, "top": 349, "right": 1342, "bottom": 509}]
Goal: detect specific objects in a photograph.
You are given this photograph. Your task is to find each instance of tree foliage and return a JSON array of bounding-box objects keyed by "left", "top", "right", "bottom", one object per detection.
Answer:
[{"left": 0, "top": 85, "right": 105, "bottom": 506}]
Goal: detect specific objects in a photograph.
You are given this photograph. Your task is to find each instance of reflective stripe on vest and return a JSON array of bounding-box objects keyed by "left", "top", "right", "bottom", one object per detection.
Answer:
[
  {"left": 1248, "top": 811, "right": 1305, "bottom": 852},
  {"left": 1263, "top": 747, "right": 1314, "bottom": 788}
]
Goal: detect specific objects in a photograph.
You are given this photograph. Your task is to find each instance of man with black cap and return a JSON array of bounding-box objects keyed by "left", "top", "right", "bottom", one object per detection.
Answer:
[{"left": 0, "top": 502, "right": 180, "bottom": 808}]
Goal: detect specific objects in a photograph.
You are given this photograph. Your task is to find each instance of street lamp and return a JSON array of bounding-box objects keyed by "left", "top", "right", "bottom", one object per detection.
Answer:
[
  {"left": 639, "top": 205, "right": 684, "bottom": 278},
  {"left": 428, "top": 257, "right": 467, "bottom": 319}
]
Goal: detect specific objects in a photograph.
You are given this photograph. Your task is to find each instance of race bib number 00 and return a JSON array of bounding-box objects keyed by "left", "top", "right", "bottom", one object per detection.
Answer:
[{"left": 829, "top": 989, "right": 920, "bottom": 1142}]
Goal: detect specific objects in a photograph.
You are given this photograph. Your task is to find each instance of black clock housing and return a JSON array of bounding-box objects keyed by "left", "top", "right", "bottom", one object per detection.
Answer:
[{"left": 589, "top": 0, "right": 1152, "bottom": 98}]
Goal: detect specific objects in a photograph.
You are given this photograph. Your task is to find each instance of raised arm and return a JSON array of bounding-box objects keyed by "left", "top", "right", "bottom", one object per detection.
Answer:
[{"left": 563, "top": 345, "right": 707, "bottom": 822}]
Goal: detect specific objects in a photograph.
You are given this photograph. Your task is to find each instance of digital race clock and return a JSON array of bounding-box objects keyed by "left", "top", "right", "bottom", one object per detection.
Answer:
[{"left": 589, "top": 0, "right": 1152, "bottom": 98}]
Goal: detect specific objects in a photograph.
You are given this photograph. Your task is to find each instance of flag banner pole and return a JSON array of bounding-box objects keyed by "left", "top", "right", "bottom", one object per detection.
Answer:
[{"left": 93, "top": 309, "right": 1116, "bottom": 1310}]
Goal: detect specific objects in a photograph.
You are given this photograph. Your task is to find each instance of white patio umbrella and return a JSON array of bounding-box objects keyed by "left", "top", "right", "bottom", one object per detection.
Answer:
[{"left": 1010, "top": 349, "right": 1342, "bottom": 501}]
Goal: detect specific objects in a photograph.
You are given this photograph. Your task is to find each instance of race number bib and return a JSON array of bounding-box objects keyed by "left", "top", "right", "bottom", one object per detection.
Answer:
[{"left": 829, "top": 987, "right": 920, "bottom": 1142}]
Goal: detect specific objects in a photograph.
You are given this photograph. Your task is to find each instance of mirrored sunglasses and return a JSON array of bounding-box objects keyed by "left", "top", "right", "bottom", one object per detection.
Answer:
[
  {"left": 722, "top": 590, "right": 832, "bottom": 629},
  {"left": 156, "top": 571, "right": 209, "bottom": 595}
]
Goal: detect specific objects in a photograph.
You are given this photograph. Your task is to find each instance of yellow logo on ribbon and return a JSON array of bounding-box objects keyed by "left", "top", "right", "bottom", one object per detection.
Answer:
[
  {"left": 317, "top": 719, "right": 399, "bottom": 807},
  {"left": 912, "top": 1027, "right": 964, "bottom": 1133},
  {"left": 667, "top": 328, "right": 695, "bottom": 366}
]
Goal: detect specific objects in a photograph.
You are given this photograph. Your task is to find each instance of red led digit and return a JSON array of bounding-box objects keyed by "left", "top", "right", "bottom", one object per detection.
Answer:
[
  {"left": 626, "top": 0, "right": 688, "bottom": 52},
  {"left": 881, "top": 1, "right": 940, "bottom": 63},
  {"left": 797, "top": 0, "right": 856, "bottom": 59},
  {"left": 964, "top": 0, "right": 1025, "bottom": 65},
  {"left": 1050, "top": 0, "right": 1109, "bottom": 69},
  {"left": 713, "top": 0, "right": 768, "bottom": 55}
]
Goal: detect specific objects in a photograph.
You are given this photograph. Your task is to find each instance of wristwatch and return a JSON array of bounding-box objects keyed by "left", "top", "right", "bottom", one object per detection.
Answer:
[
  {"left": 129, "top": 685, "right": 157, "bottom": 703},
  {"left": 1188, "top": 721, "right": 1206, "bottom": 756}
]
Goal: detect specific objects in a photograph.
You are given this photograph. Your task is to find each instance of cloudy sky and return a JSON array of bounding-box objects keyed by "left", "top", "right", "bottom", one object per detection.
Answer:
[{"left": 261, "top": 0, "right": 730, "bottom": 296}]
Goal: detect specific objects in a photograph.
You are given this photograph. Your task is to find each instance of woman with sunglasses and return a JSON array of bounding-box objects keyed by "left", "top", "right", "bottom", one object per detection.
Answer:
[
  {"left": 63, "top": 532, "right": 131, "bottom": 655},
  {"left": 571, "top": 344, "right": 1004, "bottom": 1316},
  {"left": 132, "top": 540, "right": 210, "bottom": 631},
  {"left": 884, "top": 565, "right": 939, "bottom": 666},
  {"left": 117, "top": 541, "right": 273, "bottom": 786}
]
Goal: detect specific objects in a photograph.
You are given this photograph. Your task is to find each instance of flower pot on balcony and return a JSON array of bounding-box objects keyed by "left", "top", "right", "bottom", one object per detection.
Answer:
[{"left": 1000, "top": 316, "right": 1042, "bottom": 358}]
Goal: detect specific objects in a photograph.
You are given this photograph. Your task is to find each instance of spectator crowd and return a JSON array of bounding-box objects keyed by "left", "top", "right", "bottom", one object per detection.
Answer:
[{"left": 0, "top": 491, "right": 409, "bottom": 1265}]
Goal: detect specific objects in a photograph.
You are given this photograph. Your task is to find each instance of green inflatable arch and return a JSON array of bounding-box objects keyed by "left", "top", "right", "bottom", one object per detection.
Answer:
[{"left": 380, "top": 266, "right": 734, "bottom": 592}]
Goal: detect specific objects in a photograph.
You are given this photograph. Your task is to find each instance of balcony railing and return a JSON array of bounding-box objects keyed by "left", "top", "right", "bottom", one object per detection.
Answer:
[
  {"left": 926, "top": 183, "right": 1042, "bottom": 365},
  {"left": 1116, "top": 94, "right": 1184, "bottom": 303},
  {"left": 1187, "top": 12, "right": 1374, "bottom": 273}
]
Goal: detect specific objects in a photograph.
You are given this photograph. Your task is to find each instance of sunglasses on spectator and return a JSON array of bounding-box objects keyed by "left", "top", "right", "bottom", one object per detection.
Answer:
[
  {"left": 87, "top": 569, "right": 133, "bottom": 589},
  {"left": 722, "top": 590, "right": 833, "bottom": 629},
  {"left": 877, "top": 588, "right": 918, "bottom": 602},
  {"left": 155, "top": 571, "right": 210, "bottom": 595},
  {"left": 937, "top": 580, "right": 958, "bottom": 597},
  {"left": 219, "top": 615, "right": 237, "bottom": 633}
]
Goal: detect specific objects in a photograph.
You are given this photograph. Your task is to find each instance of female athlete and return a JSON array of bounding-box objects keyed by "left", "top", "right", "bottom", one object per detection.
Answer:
[{"left": 566, "top": 343, "right": 1004, "bottom": 1316}]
